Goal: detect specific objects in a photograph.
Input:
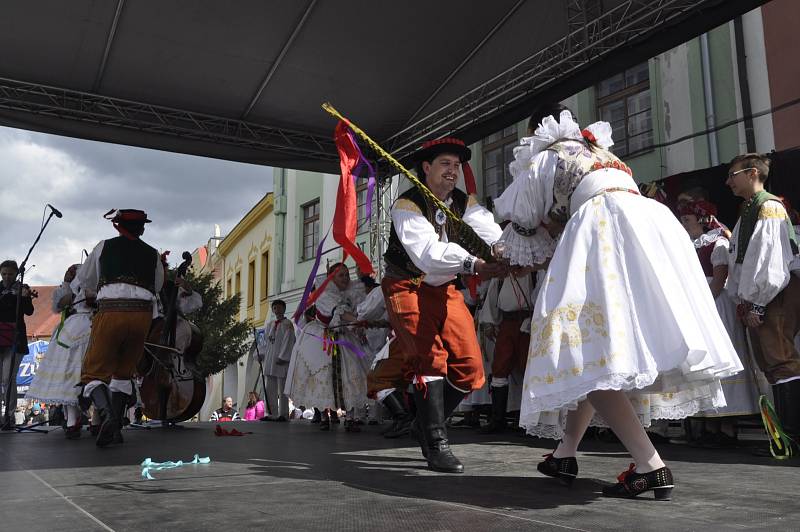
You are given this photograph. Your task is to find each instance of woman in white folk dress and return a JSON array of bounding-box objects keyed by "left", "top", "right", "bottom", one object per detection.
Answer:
[
  {"left": 676, "top": 196, "right": 767, "bottom": 445},
  {"left": 493, "top": 103, "right": 743, "bottom": 500},
  {"left": 285, "top": 263, "right": 368, "bottom": 431},
  {"left": 26, "top": 265, "right": 94, "bottom": 439}
]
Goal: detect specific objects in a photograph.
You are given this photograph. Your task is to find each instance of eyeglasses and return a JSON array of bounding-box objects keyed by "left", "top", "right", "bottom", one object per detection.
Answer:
[{"left": 727, "top": 167, "right": 756, "bottom": 179}]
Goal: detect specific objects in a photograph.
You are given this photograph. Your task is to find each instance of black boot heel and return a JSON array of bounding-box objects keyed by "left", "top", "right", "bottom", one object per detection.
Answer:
[
  {"left": 602, "top": 464, "right": 674, "bottom": 500},
  {"left": 654, "top": 487, "right": 673, "bottom": 501},
  {"left": 537, "top": 453, "right": 578, "bottom": 486}
]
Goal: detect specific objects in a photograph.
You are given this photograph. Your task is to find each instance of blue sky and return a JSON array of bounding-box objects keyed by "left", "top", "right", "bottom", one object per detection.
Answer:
[{"left": 0, "top": 126, "right": 273, "bottom": 285}]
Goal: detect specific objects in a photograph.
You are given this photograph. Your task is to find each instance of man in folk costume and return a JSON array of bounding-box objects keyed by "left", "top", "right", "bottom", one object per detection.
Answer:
[
  {"left": 260, "top": 299, "right": 295, "bottom": 421},
  {"left": 78, "top": 209, "right": 163, "bottom": 447},
  {"left": 494, "top": 103, "right": 742, "bottom": 499},
  {"left": 382, "top": 138, "right": 505, "bottom": 473},
  {"left": 725, "top": 153, "right": 800, "bottom": 440},
  {"left": 478, "top": 268, "right": 537, "bottom": 433}
]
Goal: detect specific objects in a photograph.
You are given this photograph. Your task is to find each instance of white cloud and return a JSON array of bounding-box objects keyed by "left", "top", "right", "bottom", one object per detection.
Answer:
[{"left": 0, "top": 126, "right": 272, "bottom": 286}]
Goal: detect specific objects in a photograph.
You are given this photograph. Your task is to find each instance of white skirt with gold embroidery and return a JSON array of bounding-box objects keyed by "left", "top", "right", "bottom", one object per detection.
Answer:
[{"left": 518, "top": 189, "right": 743, "bottom": 435}]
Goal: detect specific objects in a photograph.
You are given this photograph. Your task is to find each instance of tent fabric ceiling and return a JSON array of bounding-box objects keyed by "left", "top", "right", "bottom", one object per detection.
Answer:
[{"left": 0, "top": 0, "right": 767, "bottom": 173}]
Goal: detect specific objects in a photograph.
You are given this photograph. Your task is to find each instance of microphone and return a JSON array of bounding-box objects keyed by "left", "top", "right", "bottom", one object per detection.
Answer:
[{"left": 47, "top": 204, "right": 63, "bottom": 218}]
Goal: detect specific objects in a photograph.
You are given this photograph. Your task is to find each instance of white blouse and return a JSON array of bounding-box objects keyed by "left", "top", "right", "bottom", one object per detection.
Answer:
[
  {"left": 727, "top": 200, "right": 797, "bottom": 307},
  {"left": 390, "top": 194, "right": 502, "bottom": 287}
]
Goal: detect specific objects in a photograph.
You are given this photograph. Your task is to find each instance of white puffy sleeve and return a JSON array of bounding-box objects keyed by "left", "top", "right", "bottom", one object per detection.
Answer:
[
  {"left": 391, "top": 200, "right": 477, "bottom": 276},
  {"left": 51, "top": 282, "right": 73, "bottom": 313},
  {"left": 738, "top": 201, "right": 794, "bottom": 306},
  {"left": 357, "top": 288, "right": 386, "bottom": 321},
  {"left": 77, "top": 241, "right": 104, "bottom": 297},
  {"left": 463, "top": 195, "right": 503, "bottom": 245},
  {"left": 710, "top": 238, "right": 730, "bottom": 267},
  {"left": 492, "top": 150, "right": 559, "bottom": 266},
  {"left": 177, "top": 288, "right": 203, "bottom": 314}
]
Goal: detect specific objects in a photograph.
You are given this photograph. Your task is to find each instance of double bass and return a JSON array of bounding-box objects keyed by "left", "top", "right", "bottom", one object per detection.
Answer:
[{"left": 137, "top": 252, "right": 206, "bottom": 423}]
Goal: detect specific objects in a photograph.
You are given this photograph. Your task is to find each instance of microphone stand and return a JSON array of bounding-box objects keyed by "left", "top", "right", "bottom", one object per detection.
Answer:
[
  {"left": 2, "top": 209, "right": 58, "bottom": 432},
  {"left": 252, "top": 327, "right": 273, "bottom": 419}
]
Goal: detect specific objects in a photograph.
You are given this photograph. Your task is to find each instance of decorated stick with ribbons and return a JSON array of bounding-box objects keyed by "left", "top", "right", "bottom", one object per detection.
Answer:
[{"left": 322, "top": 102, "right": 494, "bottom": 262}]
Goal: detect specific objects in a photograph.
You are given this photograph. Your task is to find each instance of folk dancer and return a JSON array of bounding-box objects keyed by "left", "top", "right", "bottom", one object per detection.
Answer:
[
  {"left": 285, "top": 263, "right": 368, "bottom": 431},
  {"left": 26, "top": 265, "right": 95, "bottom": 439},
  {"left": 494, "top": 104, "right": 742, "bottom": 499},
  {"left": 382, "top": 137, "right": 505, "bottom": 473},
  {"left": 78, "top": 209, "right": 163, "bottom": 447},
  {"left": 724, "top": 153, "right": 800, "bottom": 441}
]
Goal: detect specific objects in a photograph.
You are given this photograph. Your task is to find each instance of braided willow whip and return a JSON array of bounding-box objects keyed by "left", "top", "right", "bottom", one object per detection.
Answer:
[{"left": 322, "top": 102, "right": 493, "bottom": 261}]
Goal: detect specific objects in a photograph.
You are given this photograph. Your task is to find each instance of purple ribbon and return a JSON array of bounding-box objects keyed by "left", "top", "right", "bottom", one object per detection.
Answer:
[
  {"left": 304, "top": 330, "right": 367, "bottom": 359},
  {"left": 346, "top": 129, "right": 376, "bottom": 220},
  {"left": 293, "top": 224, "right": 332, "bottom": 324}
]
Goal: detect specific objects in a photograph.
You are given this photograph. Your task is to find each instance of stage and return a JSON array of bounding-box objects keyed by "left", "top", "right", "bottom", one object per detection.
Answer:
[{"left": 1, "top": 421, "right": 797, "bottom": 531}]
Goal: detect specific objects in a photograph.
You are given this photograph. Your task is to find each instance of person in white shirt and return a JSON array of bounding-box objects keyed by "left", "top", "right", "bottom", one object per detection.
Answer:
[
  {"left": 259, "top": 299, "right": 295, "bottom": 421},
  {"left": 478, "top": 268, "right": 537, "bottom": 433},
  {"left": 724, "top": 153, "right": 800, "bottom": 439},
  {"left": 381, "top": 137, "right": 505, "bottom": 473},
  {"left": 78, "top": 209, "right": 163, "bottom": 447}
]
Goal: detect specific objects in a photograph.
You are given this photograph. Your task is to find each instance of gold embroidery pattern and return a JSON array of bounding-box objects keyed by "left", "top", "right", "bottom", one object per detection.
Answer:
[
  {"left": 527, "top": 351, "right": 624, "bottom": 385},
  {"left": 394, "top": 198, "right": 423, "bottom": 214},
  {"left": 529, "top": 302, "right": 609, "bottom": 359},
  {"left": 758, "top": 202, "right": 789, "bottom": 221}
]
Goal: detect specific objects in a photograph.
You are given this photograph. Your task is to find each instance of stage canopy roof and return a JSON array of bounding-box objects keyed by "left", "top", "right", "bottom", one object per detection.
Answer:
[{"left": 0, "top": 0, "right": 766, "bottom": 173}]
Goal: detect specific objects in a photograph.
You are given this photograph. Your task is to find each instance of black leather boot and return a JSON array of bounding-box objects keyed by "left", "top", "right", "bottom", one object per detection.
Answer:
[
  {"left": 480, "top": 385, "right": 509, "bottom": 434},
  {"left": 111, "top": 391, "right": 130, "bottom": 444},
  {"left": 414, "top": 380, "right": 464, "bottom": 473},
  {"left": 774, "top": 380, "right": 800, "bottom": 439},
  {"left": 90, "top": 384, "right": 119, "bottom": 448},
  {"left": 381, "top": 390, "right": 412, "bottom": 438}
]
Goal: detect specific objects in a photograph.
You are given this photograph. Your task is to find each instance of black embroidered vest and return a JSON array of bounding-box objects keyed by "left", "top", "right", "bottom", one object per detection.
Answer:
[
  {"left": 98, "top": 236, "right": 159, "bottom": 293},
  {"left": 384, "top": 187, "right": 469, "bottom": 279}
]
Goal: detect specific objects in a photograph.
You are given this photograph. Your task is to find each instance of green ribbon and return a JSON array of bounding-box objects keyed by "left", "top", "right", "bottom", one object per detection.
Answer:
[
  {"left": 54, "top": 307, "right": 71, "bottom": 349},
  {"left": 759, "top": 394, "right": 796, "bottom": 460}
]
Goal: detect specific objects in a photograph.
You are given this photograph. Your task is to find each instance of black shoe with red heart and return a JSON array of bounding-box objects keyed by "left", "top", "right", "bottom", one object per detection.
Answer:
[{"left": 602, "top": 463, "right": 674, "bottom": 500}]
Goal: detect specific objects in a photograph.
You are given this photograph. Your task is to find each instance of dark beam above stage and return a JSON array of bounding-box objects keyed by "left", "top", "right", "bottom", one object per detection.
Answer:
[{"left": 0, "top": 0, "right": 767, "bottom": 173}]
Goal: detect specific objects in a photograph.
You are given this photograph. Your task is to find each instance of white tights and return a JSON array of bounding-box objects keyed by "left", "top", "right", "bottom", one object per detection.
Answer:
[
  {"left": 554, "top": 390, "right": 665, "bottom": 473},
  {"left": 65, "top": 404, "right": 81, "bottom": 427}
]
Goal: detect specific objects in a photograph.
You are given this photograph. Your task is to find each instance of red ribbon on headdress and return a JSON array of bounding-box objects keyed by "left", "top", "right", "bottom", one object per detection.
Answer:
[
  {"left": 581, "top": 129, "right": 598, "bottom": 144},
  {"left": 676, "top": 199, "right": 718, "bottom": 219},
  {"left": 462, "top": 162, "right": 477, "bottom": 196},
  {"left": 333, "top": 121, "right": 374, "bottom": 276}
]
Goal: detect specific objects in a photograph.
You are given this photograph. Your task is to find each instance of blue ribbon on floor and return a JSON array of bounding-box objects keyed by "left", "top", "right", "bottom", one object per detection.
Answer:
[{"left": 140, "top": 454, "right": 211, "bottom": 480}]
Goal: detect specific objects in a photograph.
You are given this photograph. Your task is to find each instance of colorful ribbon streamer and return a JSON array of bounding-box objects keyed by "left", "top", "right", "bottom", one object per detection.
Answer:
[
  {"left": 333, "top": 120, "right": 375, "bottom": 276},
  {"left": 759, "top": 394, "right": 796, "bottom": 460},
  {"left": 292, "top": 225, "right": 332, "bottom": 324},
  {"left": 140, "top": 454, "right": 210, "bottom": 480}
]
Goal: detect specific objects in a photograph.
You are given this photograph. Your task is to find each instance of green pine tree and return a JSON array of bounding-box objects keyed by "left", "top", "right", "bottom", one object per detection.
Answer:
[{"left": 182, "top": 270, "right": 252, "bottom": 376}]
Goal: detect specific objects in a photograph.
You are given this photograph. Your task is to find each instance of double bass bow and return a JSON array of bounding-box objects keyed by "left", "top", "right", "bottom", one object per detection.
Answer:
[{"left": 138, "top": 251, "right": 206, "bottom": 424}]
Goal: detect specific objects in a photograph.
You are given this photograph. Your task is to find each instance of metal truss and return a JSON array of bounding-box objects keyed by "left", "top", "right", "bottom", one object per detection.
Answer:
[
  {"left": 0, "top": 77, "right": 337, "bottom": 163},
  {"left": 384, "top": 0, "right": 730, "bottom": 159},
  {"left": 369, "top": 167, "right": 399, "bottom": 280}
]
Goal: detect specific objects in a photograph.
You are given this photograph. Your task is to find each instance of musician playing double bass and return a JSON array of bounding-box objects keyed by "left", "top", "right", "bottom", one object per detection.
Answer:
[
  {"left": 157, "top": 251, "right": 203, "bottom": 352},
  {"left": 78, "top": 209, "right": 163, "bottom": 447}
]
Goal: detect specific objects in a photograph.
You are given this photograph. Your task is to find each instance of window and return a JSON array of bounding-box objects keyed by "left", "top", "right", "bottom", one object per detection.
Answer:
[
  {"left": 247, "top": 260, "right": 255, "bottom": 308},
  {"left": 482, "top": 125, "right": 518, "bottom": 201},
  {"left": 301, "top": 199, "right": 320, "bottom": 260},
  {"left": 597, "top": 62, "right": 653, "bottom": 157},
  {"left": 226, "top": 278, "right": 232, "bottom": 299},
  {"left": 356, "top": 181, "right": 369, "bottom": 233},
  {"left": 260, "top": 251, "right": 269, "bottom": 301},
  {"left": 235, "top": 271, "right": 241, "bottom": 297}
]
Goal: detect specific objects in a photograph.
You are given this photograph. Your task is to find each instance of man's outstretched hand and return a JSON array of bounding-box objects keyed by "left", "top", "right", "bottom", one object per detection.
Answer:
[{"left": 474, "top": 259, "right": 508, "bottom": 280}]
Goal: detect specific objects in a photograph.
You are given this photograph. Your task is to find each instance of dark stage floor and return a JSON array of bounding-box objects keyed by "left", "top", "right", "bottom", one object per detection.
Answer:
[{"left": 0, "top": 420, "right": 797, "bottom": 531}]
